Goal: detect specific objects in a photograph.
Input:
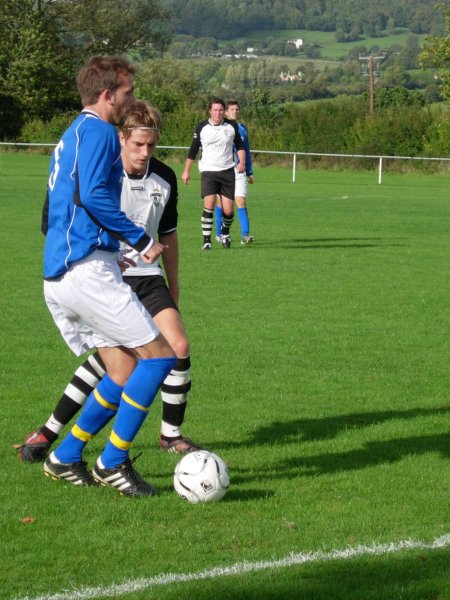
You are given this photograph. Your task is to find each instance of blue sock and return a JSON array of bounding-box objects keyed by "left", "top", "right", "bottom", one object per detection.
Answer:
[
  {"left": 54, "top": 375, "right": 122, "bottom": 464},
  {"left": 238, "top": 207, "right": 250, "bottom": 237},
  {"left": 100, "top": 356, "right": 176, "bottom": 468},
  {"left": 215, "top": 205, "right": 223, "bottom": 237}
]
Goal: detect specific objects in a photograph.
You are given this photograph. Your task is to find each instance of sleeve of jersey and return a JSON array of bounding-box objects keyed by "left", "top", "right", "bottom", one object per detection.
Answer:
[
  {"left": 41, "top": 190, "right": 49, "bottom": 235},
  {"left": 77, "top": 127, "right": 151, "bottom": 252},
  {"left": 158, "top": 167, "right": 178, "bottom": 235},
  {"left": 186, "top": 123, "right": 202, "bottom": 160},
  {"left": 233, "top": 123, "right": 246, "bottom": 153},
  {"left": 240, "top": 124, "right": 253, "bottom": 176}
]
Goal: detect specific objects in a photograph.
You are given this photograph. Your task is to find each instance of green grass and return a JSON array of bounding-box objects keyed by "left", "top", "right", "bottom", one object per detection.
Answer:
[{"left": 1, "top": 154, "right": 449, "bottom": 599}]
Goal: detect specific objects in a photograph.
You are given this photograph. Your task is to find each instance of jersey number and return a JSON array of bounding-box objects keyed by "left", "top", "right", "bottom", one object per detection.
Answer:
[{"left": 48, "top": 140, "right": 64, "bottom": 191}]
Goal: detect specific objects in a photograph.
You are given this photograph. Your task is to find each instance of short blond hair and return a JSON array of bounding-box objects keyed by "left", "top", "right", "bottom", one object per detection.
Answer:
[{"left": 120, "top": 100, "right": 163, "bottom": 140}]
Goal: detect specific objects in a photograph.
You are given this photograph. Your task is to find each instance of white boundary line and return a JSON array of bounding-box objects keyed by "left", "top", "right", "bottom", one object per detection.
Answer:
[{"left": 15, "top": 534, "right": 450, "bottom": 600}]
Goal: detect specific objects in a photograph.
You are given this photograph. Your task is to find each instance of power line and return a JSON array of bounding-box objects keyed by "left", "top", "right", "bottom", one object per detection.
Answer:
[{"left": 359, "top": 53, "right": 386, "bottom": 113}]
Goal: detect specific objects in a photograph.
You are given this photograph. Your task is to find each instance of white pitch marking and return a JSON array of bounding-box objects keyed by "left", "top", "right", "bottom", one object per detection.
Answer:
[{"left": 14, "top": 534, "right": 450, "bottom": 600}]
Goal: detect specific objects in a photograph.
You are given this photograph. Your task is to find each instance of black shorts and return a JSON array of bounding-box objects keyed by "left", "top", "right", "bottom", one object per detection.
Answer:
[
  {"left": 123, "top": 274, "right": 179, "bottom": 318},
  {"left": 201, "top": 168, "right": 235, "bottom": 199}
]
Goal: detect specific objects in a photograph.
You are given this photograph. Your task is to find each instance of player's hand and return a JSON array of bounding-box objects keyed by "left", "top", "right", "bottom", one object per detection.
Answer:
[
  {"left": 141, "top": 242, "right": 168, "bottom": 264},
  {"left": 237, "top": 162, "right": 246, "bottom": 174},
  {"left": 117, "top": 255, "right": 136, "bottom": 272},
  {"left": 248, "top": 175, "right": 255, "bottom": 184},
  {"left": 181, "top": 171, "right": 190, "bottom": 185}
]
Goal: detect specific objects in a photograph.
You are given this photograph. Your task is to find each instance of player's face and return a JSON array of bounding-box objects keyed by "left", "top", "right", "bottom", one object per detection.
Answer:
[
  {"left": 110, "top": 73, "right": 135, "bottom": 125},
  {"left": 209, "top": 103, "right": 225, "bottom": 125},
  {"left": 226, "top": 104, "right": 240, "bottom": 121},
  {"left": 120, "top": 129, "right": 159, "bottom": 175}
]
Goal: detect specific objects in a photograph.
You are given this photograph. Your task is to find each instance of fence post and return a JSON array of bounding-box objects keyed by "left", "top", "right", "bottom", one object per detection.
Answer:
[
  {"left": 292, "top": 153, "right": 297, "bottom": 183},
  {"left": 378, "top": 156, "right": 383, "bottom": 184}
]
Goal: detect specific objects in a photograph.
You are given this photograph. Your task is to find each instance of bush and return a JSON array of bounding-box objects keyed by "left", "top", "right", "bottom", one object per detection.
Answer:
[
  {"left": 277, "top": 95, "right": 367, "bottom": 153},
  {"left": 345, "top": 105, "right": 433, "bottom": 156},
  {"left": 0, "top": 94, "right": 24, "bottom": 139},
  {"left": 19, "top": 112, "right": 78, "bottom": 144},
  {"left": 422, "top": 104, "right": 450, "bottom": 156}
]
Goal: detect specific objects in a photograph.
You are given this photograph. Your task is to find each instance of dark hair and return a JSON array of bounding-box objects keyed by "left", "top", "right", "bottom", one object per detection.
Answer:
[
  {"left": 208, "top": 96, "right": 225, "bottom": 110},
  {"left": 226, "top": 100, "right": 240, "bottom": 110},
  {"left": 76, "top": 56, "right": 135, "bottom": 106}
]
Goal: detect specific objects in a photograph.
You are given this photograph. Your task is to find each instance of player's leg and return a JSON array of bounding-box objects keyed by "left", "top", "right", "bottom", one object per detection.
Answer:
[
  {"left": 17, "top": 352, "right": 105, "bottom": 462},
  {"left": 218, "top": 168, "right": 236, "bottom": 248},
  {"left": 154, "top": 308, "right": 200, "bottom": 453},
  {"left": 92, "top": 339, "right": 176, "bottom": 496},
  {"left": 220, "top": 195, "right": 234, "bottom": 248},
  {"left": 234, "top": 172, "right": 253, "bottom": 244},
  {"left": 201, "top": 172, "right": 219, "bottom": 250},
  {"left": 44, "top": 347, "right": 136, "bottom": 486},
  {"left": 236, "top": 195, "right": 253, "bottom": 244},
  {"left": 215, "top": 195, "right": 223, "bottom": 242},
  {"left": 124, "top": 274, "right": 199, "bottom": 454},
  {"left": 43, "top": 250, "right": 176, "bottom": 494}
]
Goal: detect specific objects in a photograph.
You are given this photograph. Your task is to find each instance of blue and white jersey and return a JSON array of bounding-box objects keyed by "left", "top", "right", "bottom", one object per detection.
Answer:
[
  {"left": 44, "top": 110, "right": 151, "bottom": 279},
  {"left": 235, "top": 122, "right": 253, "bottom": 177}
]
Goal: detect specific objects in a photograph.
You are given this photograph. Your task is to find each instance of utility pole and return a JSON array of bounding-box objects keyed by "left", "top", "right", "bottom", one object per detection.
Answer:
[{"left": 359, "top": 53, "right": 386, "bottom": 114}]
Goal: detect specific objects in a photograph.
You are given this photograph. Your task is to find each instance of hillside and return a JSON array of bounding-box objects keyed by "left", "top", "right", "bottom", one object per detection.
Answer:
[{"left": 165, "top": 0, "right": 444, "bottom": 39}]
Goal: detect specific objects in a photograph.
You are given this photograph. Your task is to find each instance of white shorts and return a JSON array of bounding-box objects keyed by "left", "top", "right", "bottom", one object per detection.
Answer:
[
  {"left": 234, "top": 170, "right": 247, "bottom": 198},
  {"left": 44, "top": 250, "right": 160, "bottom": 356}
]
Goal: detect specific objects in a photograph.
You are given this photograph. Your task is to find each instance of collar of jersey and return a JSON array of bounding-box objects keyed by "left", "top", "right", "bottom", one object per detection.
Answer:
[
  {"left": 123, "top": 159, "right": 152, "bottom": 180},
  {"left": 81, "top": 109, "right": 101, "bottom": 119}
]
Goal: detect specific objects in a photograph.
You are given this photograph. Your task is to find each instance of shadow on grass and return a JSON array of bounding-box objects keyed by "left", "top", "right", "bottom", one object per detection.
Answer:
[
  {"left": 278, "top": 432, "right": 450, "bottom": 477},
  {"left": 253, "top": 237, "right": 408, "bottom": 250},
  {"left": 220, "top": 406, "right": 450, "bottom": 448},
  {"left": 217, "top": 406, "right": 449, "bottom": 480},
  {"left": 178, "top": 548, "right": 450, "bottom": 600},
  {"left": 227, "top": 432, "right": 449, "bottom": 483}
]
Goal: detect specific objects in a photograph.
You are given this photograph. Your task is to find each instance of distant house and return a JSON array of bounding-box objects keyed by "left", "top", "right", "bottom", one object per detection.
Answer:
[
  {"left": 279, "top": 70, "right": 302, "bottom": 82},
  {"left": 289, "top": 38, "right": 304, "bottom": 49}
]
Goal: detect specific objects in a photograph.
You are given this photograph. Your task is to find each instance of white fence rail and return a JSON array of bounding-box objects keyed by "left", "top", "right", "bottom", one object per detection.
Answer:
[{"left": 1, "top": 142, "right": 449, "bottom": 184}]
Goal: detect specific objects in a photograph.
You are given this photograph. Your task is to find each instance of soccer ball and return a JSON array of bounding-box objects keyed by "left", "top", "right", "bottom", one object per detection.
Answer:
[{"left": 173, "top": 450, "right": 229, "bottom": 504}]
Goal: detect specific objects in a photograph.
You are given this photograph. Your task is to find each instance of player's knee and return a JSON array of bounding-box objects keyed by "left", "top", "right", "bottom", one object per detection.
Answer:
[
  {"left": 139, "top": 334, "right": 175, "bottom": 359},
  {"left": 171, "top": 336, "right": 190, "bottom": 359}
]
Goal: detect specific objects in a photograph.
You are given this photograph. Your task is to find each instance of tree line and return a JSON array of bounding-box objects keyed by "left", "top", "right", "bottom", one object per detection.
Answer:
[{"left": 166, "top": 0, "right": 444, "bottom": 39}]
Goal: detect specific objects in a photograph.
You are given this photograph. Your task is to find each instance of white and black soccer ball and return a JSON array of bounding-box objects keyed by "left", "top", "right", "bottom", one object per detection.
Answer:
[{"left": 173, "top": 450, "right": 229, "bottom": 504}]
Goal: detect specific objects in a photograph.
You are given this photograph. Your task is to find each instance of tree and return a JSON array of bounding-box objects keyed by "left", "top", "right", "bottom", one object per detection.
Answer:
[
  {"left": 54, "top": 0, "right": 172, "bottom": 58},
  {"left": 0, "top": 0, "right": 173, "bottom": 137},
  {"left": 421, "top": 4, "right": 450, "bottom": 100},
  {"left": 134, "top": 58, "right": 201, "bottom": 115},
  {"left": 224, "top": 63, "right": 248, "bottom": 94},
  {"left": 0, "top": 0, "right": 75, "bottom": 127}
]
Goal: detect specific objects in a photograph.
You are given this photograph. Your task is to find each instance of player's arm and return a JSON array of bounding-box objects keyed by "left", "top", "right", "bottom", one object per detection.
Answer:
[
  {"left": 233, "top": 123, "right": 246, "bottom": 174},
  {"left": 236, "top": 149, "right": 246, "bottom": 173},
  {"left": 159, "top": 231, "right": 179, "bottom": 306},
  {"left": 182, "top": 124, "right": 202, "bottom": 184},
  {"left": 242, "top": 124, "right": 254, "bottom": 180},
  {"left": 77, "top": 130, "right": 154, "bottom": 254},
  {"left": 181, "top": 158, "right": 194, "bottom": 185}
]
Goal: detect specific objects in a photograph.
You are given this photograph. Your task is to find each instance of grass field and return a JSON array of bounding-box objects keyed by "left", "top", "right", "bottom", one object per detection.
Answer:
[{"left": 1, "top": 153, "right": 449, "bottom": 599}]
